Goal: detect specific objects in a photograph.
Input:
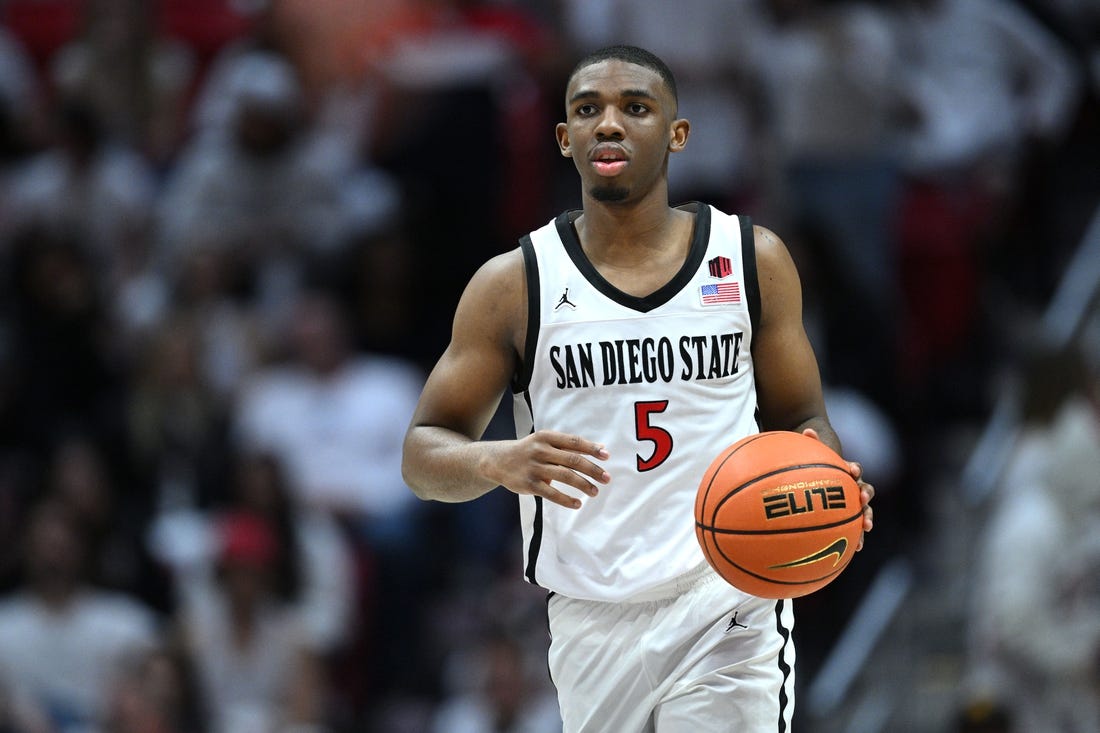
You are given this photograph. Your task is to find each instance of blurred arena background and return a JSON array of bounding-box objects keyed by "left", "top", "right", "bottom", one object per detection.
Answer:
[{"left": 0, "top": 1, "right": 1097, "bottom": 731}]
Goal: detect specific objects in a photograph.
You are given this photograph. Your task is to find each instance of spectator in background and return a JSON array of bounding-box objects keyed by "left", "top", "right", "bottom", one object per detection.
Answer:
[
  {"left": 187, "top": 4, "right": 317, "bottom": 138},
  {"left": 50, "top": 0, "right": 195, "bottom": 164},
  {"left": 893, "top": 0, "right": 1079, "bottom": 180},
  {"left": 431, "top": 631, "right": 561, "bottom": 733},
  {"left": 174, "top": 510, "right": 328, "bottom": 733},
  {"left": 150, "top": 450, "right": 355, "bottom": 658},
  {"left": 226, "top": 451, "right": 354, "bottom": 657},
  {"left": 966, "top": 341, "right": 1100, "bottom": 732},
  {"left": 126, "top": 316, "right": 233, "bottom": 516},
  {"left": 232, "top": 288, "right": 425, "bottom": 704},
  {"left": 189, "top": 16, "right": 406, "bottom": 325},
  {"left": 5, "top": 96, "right": 156, "bottom": 278},
  {"left": 233, "top": 289, "right": 423, "bottom": 538},
  {"left": 337, "top": 222, "right": 419, "bottom": 360},
  {"left": 159, "top": 244, "right": 267, "bottom": 402},
  {"left": 749, "top": 0, "right": 912, "bottom": 407},
  {"left": 157, "top": 51, "right": 351, "bottom": 338},
  {"left": 889, "top": 0, "right": 1082, "bottom": 418},
  {"left": 149, "top": 449, "right": 357, "bottom": 727},
  {"left": 46, "top": 433, "right": 171, "bottom": 612},
  {"left": 5, "top": 224, "right": 127, "bottom": 455},
  {"left": 0, "top": 499, "right": 159, "bottom": 732},
  {"left": 355, "top": 0, "right": 543, "bottom": 366}
]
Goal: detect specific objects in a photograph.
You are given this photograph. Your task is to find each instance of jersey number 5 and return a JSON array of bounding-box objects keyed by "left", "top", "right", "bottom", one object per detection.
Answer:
[{"left": 635, "top": 400, "right": 673, "bottom": 472}]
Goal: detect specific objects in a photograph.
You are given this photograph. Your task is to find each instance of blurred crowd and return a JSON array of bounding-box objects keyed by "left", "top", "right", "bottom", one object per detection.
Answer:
[{"left": 0, "top": 1, "right": 1097, "bottom": 732}]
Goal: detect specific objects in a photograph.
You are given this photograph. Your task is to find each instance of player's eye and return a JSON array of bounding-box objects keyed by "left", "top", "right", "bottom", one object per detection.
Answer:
[
  {"left": 626, "top": 102, "right": 649, "bottom": 115},
  {"left": 576, "top": 103, "right": 598, "bottom": 116}
]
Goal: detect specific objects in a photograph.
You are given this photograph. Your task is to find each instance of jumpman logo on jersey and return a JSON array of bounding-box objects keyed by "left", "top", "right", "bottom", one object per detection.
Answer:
[
  {"left": 725, "top": 611, "right": 747, "bottom": 633},
  {"left": 555, "top": 287, "right": 577, "bottom": 310}
]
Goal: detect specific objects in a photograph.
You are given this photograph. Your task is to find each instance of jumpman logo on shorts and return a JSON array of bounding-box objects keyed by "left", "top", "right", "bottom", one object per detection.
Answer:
[
  {"left": 555, "top": 287, "right": 576, "bottom": 310},
  {"left": 725, "top": 611, "right": 747, "bottom": 633}
]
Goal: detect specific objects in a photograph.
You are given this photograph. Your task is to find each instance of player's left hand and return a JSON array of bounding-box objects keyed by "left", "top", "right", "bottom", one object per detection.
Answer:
[
  {"left": 847, "top": 461, "right": 874, "bottom": 551},
  {"left": 801, "top": 427, "right": 873, "bottom": 551}
]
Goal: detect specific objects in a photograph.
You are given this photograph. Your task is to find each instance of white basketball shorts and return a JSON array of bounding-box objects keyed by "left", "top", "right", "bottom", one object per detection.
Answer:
[{"left": 546, "top": 562, "right": 796, "bottom": 732}]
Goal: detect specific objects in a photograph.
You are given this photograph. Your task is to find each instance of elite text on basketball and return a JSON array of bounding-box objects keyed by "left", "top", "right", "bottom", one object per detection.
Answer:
[{"left": 762, "top": 483, "right": 847, "bottom": 519}]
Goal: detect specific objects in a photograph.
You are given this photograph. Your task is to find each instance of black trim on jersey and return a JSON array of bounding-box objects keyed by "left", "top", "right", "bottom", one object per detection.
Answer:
[
  {"left": 775, "top": 599, "right": 792, "bottom": 731},
  {"left": 740, "top": 215, "right": 761, "bottom": 335},
  {"left": 514, "top": 235, "right": 541, "bottom": 393},
  {"left": 554, "top": 202, "right": 712, "bottom": 313},
  {"left": 525, "top": 495, "right": 543, "bottom": 585},
  {"left": 518, "top": 388, "right": 544, "bottom": 586}
]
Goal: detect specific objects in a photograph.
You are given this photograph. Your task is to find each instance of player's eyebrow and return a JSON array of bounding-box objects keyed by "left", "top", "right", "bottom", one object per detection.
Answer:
[
  {"left": 568, "top": 88, "right": 660, "bottom": 105},
  {"left": 619, "top": 89, "right": 659, "bottom": 102}
]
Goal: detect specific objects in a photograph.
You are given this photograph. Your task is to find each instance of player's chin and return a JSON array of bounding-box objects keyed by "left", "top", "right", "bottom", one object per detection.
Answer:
[{"left": 589, "top": 184, "right": 630, "bottom": 202}]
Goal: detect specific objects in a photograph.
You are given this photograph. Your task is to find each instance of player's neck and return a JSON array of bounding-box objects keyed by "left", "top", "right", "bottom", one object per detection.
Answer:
[{"left": 576, "top": 191, "right": 686, "bottom": 263}]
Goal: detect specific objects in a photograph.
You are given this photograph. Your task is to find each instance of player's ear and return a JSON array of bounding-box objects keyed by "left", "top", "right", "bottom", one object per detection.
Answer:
[
  {"left": 669, "top": 118, "right": 689, "bottom": 153},
  {"left": 556, "top": 122, "right": 572, "bottom": 158}
]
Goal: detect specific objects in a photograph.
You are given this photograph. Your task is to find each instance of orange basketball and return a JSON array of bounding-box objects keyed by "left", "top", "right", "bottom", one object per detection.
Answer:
[{"left": 694, "top": 430, "right": 863, "bottom": 599}]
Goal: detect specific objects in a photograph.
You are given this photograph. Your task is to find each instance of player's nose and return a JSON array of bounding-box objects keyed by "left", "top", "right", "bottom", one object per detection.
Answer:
[{"left": 594, "top": 107, "right": 626, "bottom": 139}]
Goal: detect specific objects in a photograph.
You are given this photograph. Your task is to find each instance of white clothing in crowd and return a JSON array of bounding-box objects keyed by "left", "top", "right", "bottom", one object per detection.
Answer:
[
  {"left": 969, "top": 395, "right": 1100, "bottom": 732},
  {"left": 234, "top": 355, "right": 423, "bottom": 520},
  {"left": 0, "top": 591, "right": 158, "bottom": 728},
  {"left": 893, "top": 0, "right": 1080, "bottom": 174}
]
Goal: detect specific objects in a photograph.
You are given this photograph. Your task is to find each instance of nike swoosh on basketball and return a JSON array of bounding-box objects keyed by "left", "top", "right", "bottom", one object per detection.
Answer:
[{"left": 769, "top": 538, "right": 848, "bottom": 570}]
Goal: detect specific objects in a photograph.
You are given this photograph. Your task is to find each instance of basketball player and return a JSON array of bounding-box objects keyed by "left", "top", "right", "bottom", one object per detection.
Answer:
[{"left": 402, "top": 45, "right": 875, "bottom": 731}]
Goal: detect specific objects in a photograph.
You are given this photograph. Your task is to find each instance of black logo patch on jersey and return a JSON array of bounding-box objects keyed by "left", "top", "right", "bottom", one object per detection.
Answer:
[
  {"left": 555, "top": 287, "right": 576, "bottom": 310},
  {"left": 724, "top": 611, "right": 748, "bottom": 633}
]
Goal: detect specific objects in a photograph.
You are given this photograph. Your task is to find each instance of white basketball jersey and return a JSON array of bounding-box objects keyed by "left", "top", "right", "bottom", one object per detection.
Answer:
[{"left": 513, "top": 203, "right": 761, "bottom": 602}]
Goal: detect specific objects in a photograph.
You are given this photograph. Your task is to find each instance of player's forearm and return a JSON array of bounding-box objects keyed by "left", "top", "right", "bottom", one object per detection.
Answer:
[{"left": 401, "top": 426, "right": 503, "bottom": 503}]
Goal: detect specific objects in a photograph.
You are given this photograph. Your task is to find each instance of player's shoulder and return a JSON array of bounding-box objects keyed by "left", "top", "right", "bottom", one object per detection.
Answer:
[
  {"left": 750, "top": 224, "right": 797, "bottom": 281},
  {"left": 750, "top": 223, "right": 787, "bottom": 256},
  {"left": 746, "top": 223, "right": 803, "bottom": 328},
  {"left": 457, "top": 247, "right": 528, "bottom": 335}
]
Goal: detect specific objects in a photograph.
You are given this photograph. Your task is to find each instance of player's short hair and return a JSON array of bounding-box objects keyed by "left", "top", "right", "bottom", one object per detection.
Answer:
[{"left": 569, "top": 45, "right": 678, "bottom": 105}]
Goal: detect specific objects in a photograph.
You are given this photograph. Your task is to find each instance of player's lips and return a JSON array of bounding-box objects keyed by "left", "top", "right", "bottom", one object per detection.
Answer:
[{"left": 589, "top": 143, "right": 629, "bottom": 177}]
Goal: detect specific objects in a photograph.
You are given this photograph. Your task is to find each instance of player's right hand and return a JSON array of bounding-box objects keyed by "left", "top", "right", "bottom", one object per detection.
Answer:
[{"left": 483, "top": 430, "right": 610, "bottom": 509}]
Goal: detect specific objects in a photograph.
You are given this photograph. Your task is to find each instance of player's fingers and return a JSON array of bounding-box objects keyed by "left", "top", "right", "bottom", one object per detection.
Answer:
[
  {"left": 528, "top": 433, "right": 610, "bottom": 485},
  {"left": 801, "top": 427, "right": 820, "bottom": 442},
  {"left": 544, "top": 430, "right": 610, "bottom": 460},
  {"left": 859, "top": 480, "right": 875, "bottom": 504},
  {"left": 536, "top": 483, "right": 585, "bottom": 510},
  {"left": 862, "top": 505, "right": 874, "bottom": 532},
  {"left": 545, "top": 464, "right": 602, "bottom": 497},
  {"left": 847, "top": 460, "right": 864, "bottom": 481},
  {"left": 551, "top": 447, "right": 610, "bottom": 486}
]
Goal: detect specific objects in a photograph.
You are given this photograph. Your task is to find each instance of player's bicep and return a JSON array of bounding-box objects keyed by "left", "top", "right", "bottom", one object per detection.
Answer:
[
  {"left": 751, "top": 226, "right": 828, "bottom": 431},
  {"left": 408, "top": 254, "right": 524, "bottom": 440}
]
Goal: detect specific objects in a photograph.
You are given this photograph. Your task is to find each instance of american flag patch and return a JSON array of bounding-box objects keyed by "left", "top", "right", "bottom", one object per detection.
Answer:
[{"left": 700, "top": 282, "right": 741, "bottom": 305}]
